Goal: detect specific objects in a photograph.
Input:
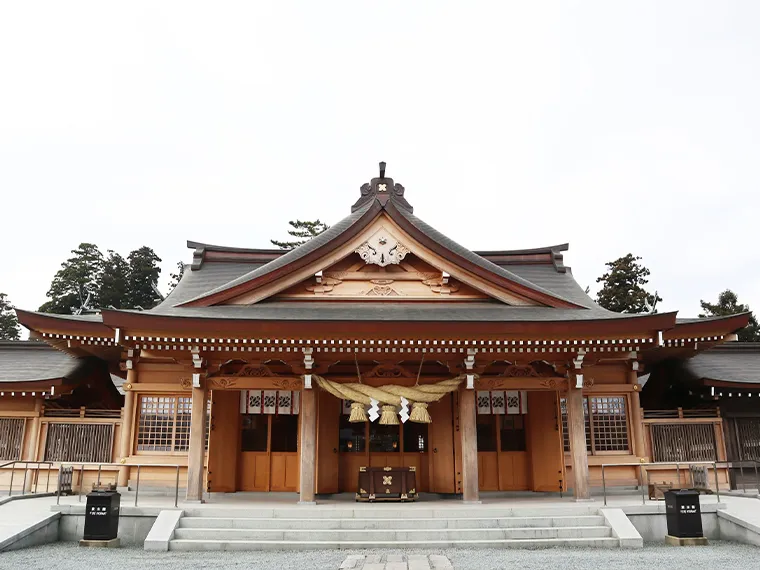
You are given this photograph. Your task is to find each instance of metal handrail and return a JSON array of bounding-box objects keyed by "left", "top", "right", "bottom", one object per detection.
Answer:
[
  {"left": 600, "top": 461, "right": 723, "bottom": 506},
  {"left": 0, "top": 460, "right": 54, "bottom": 497},
  {"left": 55, "top": 462, "right": 183, "bottom": 508},
  {"left": 715, "top": 459, "right": 760, "bottom": 495}
]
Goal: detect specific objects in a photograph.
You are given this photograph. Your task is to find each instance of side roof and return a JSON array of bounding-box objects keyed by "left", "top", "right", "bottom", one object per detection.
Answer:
[
  {"left": 686, "top": 342, "right": 760, "bottom": 386},
  {"left": 0, "top": 340, "right": 81, "bottom": 383}
]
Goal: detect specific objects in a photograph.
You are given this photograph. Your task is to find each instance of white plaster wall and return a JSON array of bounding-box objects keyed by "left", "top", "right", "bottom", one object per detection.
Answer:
[
  {"left": 626, "top": 513, "right": 720, "bottom": 542},
  {"left": 58, "top": 514, "right": 156, "bottom": 546}
]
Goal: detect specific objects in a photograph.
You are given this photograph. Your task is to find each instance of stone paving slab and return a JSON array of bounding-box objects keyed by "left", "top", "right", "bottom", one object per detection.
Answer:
[{"left": 339, "top": 554, "right": 451, "bottom": 569}]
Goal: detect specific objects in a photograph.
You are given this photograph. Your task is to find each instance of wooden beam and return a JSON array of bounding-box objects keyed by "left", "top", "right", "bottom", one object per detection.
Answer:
[
  {"left": 298, "top": 389, "right": 317, "bottom": 503},
  {"left": 186, "top": 382, "right": 208, "bottom": 502},
  {"left": 459, "top": 388, "right": 479, "bottom": 502},
  {"left": 566, "top": 380, "right": 590, "bottom": 500}
]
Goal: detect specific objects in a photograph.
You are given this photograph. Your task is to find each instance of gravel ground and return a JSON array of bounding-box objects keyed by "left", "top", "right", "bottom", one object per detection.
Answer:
[{"left": 0, "top": 542, "right": 758, "bottom": 570}]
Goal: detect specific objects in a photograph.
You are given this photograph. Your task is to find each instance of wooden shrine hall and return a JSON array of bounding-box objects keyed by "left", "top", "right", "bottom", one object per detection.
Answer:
[{"left": 15, "top": 164, "right": 750, "bottom": 503}]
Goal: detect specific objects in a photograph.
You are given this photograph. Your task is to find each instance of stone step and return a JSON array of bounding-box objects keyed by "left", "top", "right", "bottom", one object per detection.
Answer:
[
  {"left": 181, "top": 506, "right": 602, "bottom": 519},
  {"left": 173, "top": 526, "right": 612, "bottom": 542},
  {"left": 178, "top": 515, "right": 606, "bottom": 530},
  {"left": 168, "top": 537, "right": 621, "bottom": 551}
]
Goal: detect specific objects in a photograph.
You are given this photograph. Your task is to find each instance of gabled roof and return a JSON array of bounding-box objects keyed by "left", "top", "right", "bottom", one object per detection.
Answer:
[{"left": 175, "top": 172, "right": 587, "bottom": 309}]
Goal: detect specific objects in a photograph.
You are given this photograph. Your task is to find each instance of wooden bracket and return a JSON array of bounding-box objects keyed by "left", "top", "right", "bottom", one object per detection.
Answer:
[{"left": 303, "top": 347, "right": 314, "bottom": 389}]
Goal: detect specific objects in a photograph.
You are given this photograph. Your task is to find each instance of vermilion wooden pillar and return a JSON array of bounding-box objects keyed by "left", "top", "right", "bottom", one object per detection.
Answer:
[
  {"left": 299, "top": 389, "right": 317, "bottom": 503},
  {"left": 459, "top": 388, "right": 479, "bottom": 502},
  {"left": 117, "top": 369, "right": 137, "bottom": 487},
  {"left": 628, "top": 368, "right": 646, "bottom": 459},
  {"left": 186, "top": 383, "right": 208, "bottom": 502},
  {"left": 566, "top": 383, "right": 590, "bottom": 500}
]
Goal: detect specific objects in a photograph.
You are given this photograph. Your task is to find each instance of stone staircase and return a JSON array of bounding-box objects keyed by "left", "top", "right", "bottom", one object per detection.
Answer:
[{"left": 167, "top": 505, "right": 628, "bottom": 550}]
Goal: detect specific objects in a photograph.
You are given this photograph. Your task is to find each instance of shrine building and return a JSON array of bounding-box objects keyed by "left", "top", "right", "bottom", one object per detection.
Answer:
[{"left": 10, "top": 165, "right": 750, "bottom": 503}]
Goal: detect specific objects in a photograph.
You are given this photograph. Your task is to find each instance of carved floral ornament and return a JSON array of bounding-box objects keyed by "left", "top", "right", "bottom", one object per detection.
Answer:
[{"left": 355, "top": 232, "right": 410, "bottom": 267}]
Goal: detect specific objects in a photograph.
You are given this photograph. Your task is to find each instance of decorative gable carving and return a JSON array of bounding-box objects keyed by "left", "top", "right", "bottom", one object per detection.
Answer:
[{"left": 355, "top": 232, "right": 410, "bottom": 267}]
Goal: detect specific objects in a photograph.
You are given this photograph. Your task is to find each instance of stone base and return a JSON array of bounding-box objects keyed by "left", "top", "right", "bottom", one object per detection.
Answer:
[
  {"left": 665, "top": 535, "right": 708, "bottom": 546},
  {"left": 79, "top": 538, "right": 121, "bottom": 548},
  {"left": 297, "top": 501, "right": 317, "bottom": 506}
]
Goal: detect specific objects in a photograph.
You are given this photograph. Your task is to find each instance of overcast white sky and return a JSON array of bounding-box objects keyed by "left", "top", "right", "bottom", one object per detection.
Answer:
[{"left": 1, "top": 1, "right": 759, "bottom": 323}]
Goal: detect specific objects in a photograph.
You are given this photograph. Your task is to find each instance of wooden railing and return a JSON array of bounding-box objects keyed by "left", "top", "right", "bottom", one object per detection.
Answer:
[{"left": 643, "top": 409, "right": 726, "bottom": 464}]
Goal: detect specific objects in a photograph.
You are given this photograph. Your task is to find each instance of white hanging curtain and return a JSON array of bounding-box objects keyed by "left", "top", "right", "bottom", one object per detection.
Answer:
[
  {"left": 292, "top": 391, "right": 300, "bottom": 415},
  {"left": 491, "top": 391, "right": 506, "bottom": 415},
  {"left": 247, "top": 390, "right": 263, "bottom": 414},
  {"left": 278, "top": 391, "right": 292, "bottom": 415},
  {"left": 263, "top": 390, "right": 277, "bottom": 414},
  {"left": 476, "top": 390, "right": 528, "bottom": 415},
  {"left": 476, "top": 391, "right": 491, "bottom": 414}
]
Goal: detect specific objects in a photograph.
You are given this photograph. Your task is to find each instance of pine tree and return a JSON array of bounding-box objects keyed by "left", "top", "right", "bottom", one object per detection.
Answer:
[
  {"left": 98, "top": 250, "right": 130, "bottom": 309},
  {"left": 168, "top": 261, "right": 185, "bottom": 292},
  {"left": 0, "top": 293, "right": 21, "bottom": 340},
  {"left": 39, "top": 243, "right": 104, "bottom": 314},
  {"left": 270, "top": 220, "right": 330, "bottom": 249},
  {"left": 126, "top": 246, "right": 162, "bottom": 309},
  {"left": 700, "top": 290, "right": 760, "bottom": 341},
  {"left": 595, "top": 254, "right": 662, "bottom": 314}
]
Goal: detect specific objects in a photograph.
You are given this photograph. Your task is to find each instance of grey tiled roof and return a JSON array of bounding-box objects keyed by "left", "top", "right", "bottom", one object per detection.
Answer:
[
  {"left": 0, "top": 341, "right": 82, "bottom": 382},
  {"left": 155, "top": 261, "right": 267, "bottom": 309},
  {"left": 395, "top": 208, "right": 580, "bottom": 306},
  {"left": 142, "top": 301, "right": 650, "bottom": 322},
  {"left": 179, "top": 202, "right": 374, "bottom": 304},
  {"left": 687, "top": 343, "right": 760, "bottom": 385}
]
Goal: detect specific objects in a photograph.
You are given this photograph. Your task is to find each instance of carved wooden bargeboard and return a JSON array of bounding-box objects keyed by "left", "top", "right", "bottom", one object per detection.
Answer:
[{"left": 356, "top": 466, "right": 417, "bottom": 502}]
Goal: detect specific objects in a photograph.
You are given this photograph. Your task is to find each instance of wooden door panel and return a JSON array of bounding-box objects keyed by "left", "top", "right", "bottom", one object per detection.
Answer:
[
  {"left": 498, "top": 452, "right": 529, "bottom": 490},
  {"left": 478, "top": 452, "right": 499, "bottom": 490},
  {"left": 207, "top": 390, "right": 240, "bottom": 492},
  {"left": 270, "top": 452, "right": 299, "bottom": 491},
  {"left": 429, "top": 394, "right": 456, "bottom": 493},
  {"left": 402, "top": 453, "right": 428, "bottom": 492},
  {"left": 370, "top": 453, "right": 402, "bottom": 468},
  {"left": 527, "top": 391, "right": 564, "bottom": 492},
  {"left": 339, "top": 453, "right": 365, "bottom": 493},
  {"left": 239, "top": 452, "right": 269, "bottom": 491},
  {"left": 316, "top": 389, "right": 341, "bottom": 493}
]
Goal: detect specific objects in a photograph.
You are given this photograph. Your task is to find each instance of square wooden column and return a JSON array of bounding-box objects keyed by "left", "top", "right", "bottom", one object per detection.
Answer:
[
  {"left": 186, "top": 383, "right": 208, "bottom": 502},
  {"left": 459, "top": 388, "right": 479, "bottom": 503},
  {"left": 117, "top": 371, "right": 136, "bottom": 487},
  {"left": 628, "top": 368, "right": 646, "bottom": 459},
  {"left": 298, "top": 388, "right": 317, "bottom": 504},
  {"left": 566, "top": 383, "right": 590, "bottom": 500}
]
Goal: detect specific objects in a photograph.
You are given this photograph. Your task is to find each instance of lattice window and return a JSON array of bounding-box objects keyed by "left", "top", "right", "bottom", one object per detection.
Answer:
[
  {"left": 44, "top": 423, "right": 113, "bottom": 463},
  {"left": 590, "top": 396, "right": 630, "bottom": 452},
  {"left": 137, "top": 395, "right": 209, "bottom": 453},
  {"left": 560, "top": 398, "right": 590, "bottom": 453},
  {"left": 561, "top": 396, "right": 629, "bottom": 455},
  {"left": 736, "top": 418, "right": 760, "bottom": 461},
  {"left": 0, "top": 418, "right": 24, "bottom": 461}
]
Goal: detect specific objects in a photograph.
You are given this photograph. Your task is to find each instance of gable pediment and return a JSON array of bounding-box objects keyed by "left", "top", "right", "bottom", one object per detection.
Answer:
[{"left": 224, "top": 215, "right": 539, "bottom": 306}]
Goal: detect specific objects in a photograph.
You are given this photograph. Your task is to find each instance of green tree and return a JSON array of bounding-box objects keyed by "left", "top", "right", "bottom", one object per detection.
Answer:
[
  {"left": 270, "top": 219, "right": 330, "bottom": 249},
  {"left": 700, "top": 289, "right": 760, "bottom": 342},
  {"left": 168, "top": 261, "right": 185, "bottom": 292},
  {"left": 0, "top": 293, "right": 21, "bottom": 340},
  {"left": 126, "top": 246, "right": 162, "bottom": 309},
  {"left": 98, "top": 250, "right": 130, "bottom": 309},
  {"left": 39, "top": 243, "right": 104, "bottom": 314},
  {"left": 595, "top": 254, "right": 662, "bottom": 314}
]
